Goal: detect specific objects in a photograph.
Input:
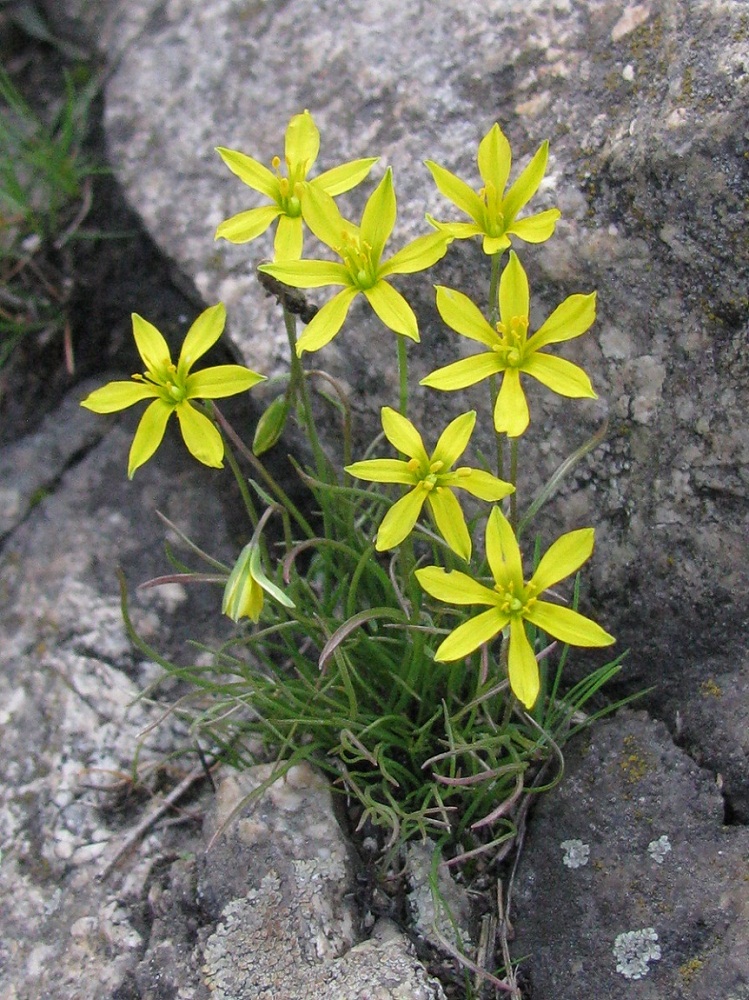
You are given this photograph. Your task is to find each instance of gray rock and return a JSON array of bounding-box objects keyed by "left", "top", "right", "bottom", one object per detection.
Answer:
[{"left": 512, "top": 710, "right": 749, "bottom": 998}]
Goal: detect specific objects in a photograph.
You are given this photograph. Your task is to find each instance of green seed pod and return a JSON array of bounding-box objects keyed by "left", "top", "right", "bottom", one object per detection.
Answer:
[{"left": 253, "top": 394, "right": 290, "bottom": 455}]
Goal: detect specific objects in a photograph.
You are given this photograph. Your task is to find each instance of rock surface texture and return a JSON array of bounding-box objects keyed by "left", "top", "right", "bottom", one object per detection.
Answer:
[{"left": 1, "top": 0, "right": 746, "bottom": 996}]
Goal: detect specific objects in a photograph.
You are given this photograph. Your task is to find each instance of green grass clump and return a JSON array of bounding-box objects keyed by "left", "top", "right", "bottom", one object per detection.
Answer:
[{"left": 0, "top": 62, "right": 98, "bottom": 368}]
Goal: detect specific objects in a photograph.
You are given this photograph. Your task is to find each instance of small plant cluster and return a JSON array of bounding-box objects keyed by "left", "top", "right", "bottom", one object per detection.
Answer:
[
  {"left": 82, "top": 112, "right": 623, "bottom": 860},
  {"left": 0, "top": 61, "right": 97, "bottom": 370}
]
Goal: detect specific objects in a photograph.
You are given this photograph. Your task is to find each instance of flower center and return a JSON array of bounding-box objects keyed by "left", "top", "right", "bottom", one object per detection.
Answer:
[
  {"left": 337, "top": 231, "right": 376, "bottom": 288},
  {"left": 133, "top": 361, "right": 188, "bottom": 404},
  {"left": 493, "top": 579, "right": 535, "bottom": 616},
  {"left": 492, "top": 314, "right": 529, "bottom": 367},
  {"left": 272, "top": 155, "right": 305, "bottom": 218}
]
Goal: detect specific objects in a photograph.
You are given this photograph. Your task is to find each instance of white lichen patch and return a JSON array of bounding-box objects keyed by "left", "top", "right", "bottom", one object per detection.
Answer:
[
  {"left": 613, "top": 928, "right": 661, "bottom": 979},
  {"left": 647, "top": 834, "right": 672, "bottom": 864},
  {"left": 560, "top": 839, "right": 590, "bottom": 869}
]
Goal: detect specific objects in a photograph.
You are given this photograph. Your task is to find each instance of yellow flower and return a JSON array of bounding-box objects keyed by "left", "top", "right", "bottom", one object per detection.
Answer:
[
  {"left": 222, "top": 541, "right": 295, "bottom": 623},
  {"left": 258, "top": 167, "right": 450, "bottom": 355},
  {"left": 416, "top": 507, "right": 615, "bottom": 708},
  {"left": 421, "top": 251, "right": 597, "bottom": 437},
  {"left": 215, "top": 109, "right": 378, "bottom": 260},
  {"left": 425, "top": 122, "right": 560, "bottom": 255},
  {"left": 345, "top": 408, "right": 513, "bottom": 560},
  {"left": 80, "top": 304, "right": 265, "bottom": 478}
]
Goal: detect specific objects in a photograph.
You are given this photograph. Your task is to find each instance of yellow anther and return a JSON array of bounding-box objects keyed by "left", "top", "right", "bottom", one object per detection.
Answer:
[
  {"left": 406, "top": 458, "right": 421, "bottom": 472},
  {"left": 429, "top": 460, "right": 444, "bottom": 474},
  {"left": 271, "top": 155, "right": 281, "bottom": 171}
]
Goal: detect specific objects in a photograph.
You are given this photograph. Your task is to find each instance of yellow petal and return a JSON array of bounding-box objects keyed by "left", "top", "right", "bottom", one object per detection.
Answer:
[
  {"left": 432, "top": 410, "right": 475, "bottom": 468},
  {"left": 493, "top": 369, "right": 529, "bottom": 437},
  {"left": 175, "top": 402, "right": 224, "bottom": 468},
  {"left": 502, "top": 140, "right": 549, "bottom": 222},
  {"left": 361, "top": 167, "right": 396, "bottom": 265},
  {"left": 441, "top": 468, "right": 514, "bottom": 502},
  {"left": 364, "top": 281, "right": 419, "bottom": 340},
  {"left": 415, "top": 566, "right": 497, "bottom": 606},
  {"left": 477, "top": 123, "right": 512, "bottom": 195},
  {"left": 132, "top": 313, "right": 171, "bottom": 375},
  {"left": 80, "top": 380, "right": 157, "bottom": 413},
  {"left": 179, "top": 303, "right": 226, "bottom": 374},
  {"left": 344, "top": 458, "right": 415, "bottom": 485},
  {"left": 530, "top": 527, "right": 595, "bottom": 594},
  {"left": 424, "top": 160, "right": 484, "bottom": 223},
  {"left": 187, "top": 365, "right": 265, "bottom": 399},
  {"left": 215, "top": 205, "right": 282, "bottom": 244},
  {"left": 434, "top": 286, "right": 498, "bottom": 347},
  {"left": 434, "top": 607, "right": 507, "bottom": 661},
  {"left": 215, "top": 147, "right": 278, "bottom": 199},
  {"left": 509, "top": 209, "right": 561, "bottom": 245},
  {"left": 380, "top": 407, "right": 428, "bottom": 463},
  {"left": 498, "top": 251, "right": 529, "bottom": 328},
  {"left": 380, "top": 232, "right": 451, "bottom": 276},
  {"left": 314, "top": 157, "right": 379, "bottom": 196},
  {"left": 421, "top": 353, "right": 503, "bottom": 391},
  {"left": 527, "top": 292, "right": 596, "bottom": 351},
  {"left": 301, "top": 182, "right": 357, "bottom": 250},
  {"left": 284, "top": 110, "right": 320, "bottom": 173},
  {"left": 295, "top": 287, "right": 358, "bottom": 355},
  {"left": 260, "top": 258, "right": 350, "bottom": 289},
  {"left": 427, "top": 488, "right": 471, "bottom": 561},
  {"left": 507, "top": 618, "right": 540, "bottom": 708},
  {"left": 375, "top": 487, "right": 426, "bottom": 550},
  {"left": 273, "top": 214, "right": 304, "bottom": 261},
  {"left": 485, "top": 506, "right": 523, "bottom": 591},
  {"left": 127, "top": 399, "right": 172, "bottom": 478},
  {"left": 525, "top": 600, "right": 615, "bottom": 647},
  {"left": 522, "top": 354, "right": 596, "bottom": 399}
]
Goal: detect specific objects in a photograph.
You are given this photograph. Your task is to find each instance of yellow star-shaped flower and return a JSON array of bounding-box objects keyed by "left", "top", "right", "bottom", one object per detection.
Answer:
[
  {"left": 416, "top": 506, "right": 615, "bottom": 708},
  {"left": 345, "top": 407, "right": 513, "bottom": 560},
  {"left": 80, "top": 303, "right": 265, "bottom": 477}
]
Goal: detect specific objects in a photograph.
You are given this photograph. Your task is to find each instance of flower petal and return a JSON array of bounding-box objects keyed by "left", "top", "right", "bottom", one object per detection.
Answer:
[
  {"left": 527, "top": 292, "right": 596, "bottom": 351},
  {"left": 215, "top": 147, "right": 278, "bottom": 200},
  {"left": 285, "top": 110, "right": 319, "bottom": 174},
  {"left": 132, "top": 313, "right": 171, "bottom": 374},
  {"left": 273, "top": 214, "right": 304, "bottom": 260},
  {"left": 525, "top": 600, "right": 615, "bottom": 647},
  {"left": 421, "top": 353, "right": 504, "bottom": 391},
  {"left": 128, "top": 399, "right": 172, "bottom": 478},
  {"left": 502, "top": 140, "right": 549, "bottom": 222},
  {"left": 295, "top": 287, "right": 358, "bottom": 355},
  {"left": 175, "top": 402, "right": 224, "bottom": 468},
  {"left": 314, "top": 157, "right": 379, "bottom": 196},
  {"left": 522, "top": 353, "right": 596, "bottom": 399},
  {"left": 249, "top": 545, "right": 295, "bottom": 608},
  {"left": 498, "top": 251, "right": 529, "bottom": 327},
  {"left": 424, "top": 160, "right": 484, "bottom": 223},
  {"left": 477, "top": 123, "right": 512, "bottom": 195},
  {"left": 260, "top": 258, "right": 351, "bottom": 289},
  {"left": 187, "top": 365, "right": 265, "bottom": 399},
  {"left": 427, "top": 218, "right": 484, "bottom": 241},
  {"left": 179, "top": 303, "right": 226, "bottom": 374},
  {"left": 375, "top": 487, "right": 426, "bottom": 550},
  {"left": 380, "top": 232, "right": 450, "bottom": 277},
  {"left": 416, "top": 566, "right": 498, "bottom": 606},
  {"left": 80, "top": 380, "right": 158, "bottom": 413},
  {"left": 530, "top": 528, "right": 595, "bottom": 594},
  {"left": 482, "top": 233, "right": 512, "bottom": 255},
  {"left": 442, "top": 468, "right": 514, "bottom": 502},
  {"left": 344, "top": 458, "right": 415, "bottom": 485},
  {"left": 434, "top": 607, "right": 507, "bottom": 661},
  {"left": 493, "top": 369, "right": 530, "bottom": 437},
  {"left": 485, "top": 506, "right": 523, "bottom": 591},
  {"left": 361, "top": 167, "right": 396, "bottom": 265},
  {"left": 427, "top": 488, "right": 471, "bottom": 561},
  {"left": 380, "top": 407, "right": 429, "bottom": 463},
  {"left": 363, "top": 281, "right": 419, "bottom": 340},
  {"left": 507, "top": 618, "right": 540, "bottom": 708},
  {"left": 509, "top": 208, "right": 561, "bottom": 245},
  {"left": 432, "top": 410, "right": 475, "bottom": 468},
  {"left": 215, "top": 205, "right": 282, "bottom": 244},
  {"left": 435, "top": 286, "right": 498, "bottom": 347},
  {"left": 301, "top": 182, "right": 358, "bottom": 250}
]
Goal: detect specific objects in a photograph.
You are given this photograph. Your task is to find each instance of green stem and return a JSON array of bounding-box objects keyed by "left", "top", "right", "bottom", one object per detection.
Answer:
[
  {"left": 211, "top": 403, "right": 315, "bottom": 539},
  {"left": 283, "top": 305, "right": 330, "bottom": 483},
  {"left": 222, "top": 433, "right": 258, "bottom": 530},
  {"left": 397, "top": 334, "right": 409, "bottom": 417},
  {"left": 488, "top": 374, "right": 504, "bottom": 480},
  {"left": 488, "top": 251, "right": 503, "bottom": 325}
]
